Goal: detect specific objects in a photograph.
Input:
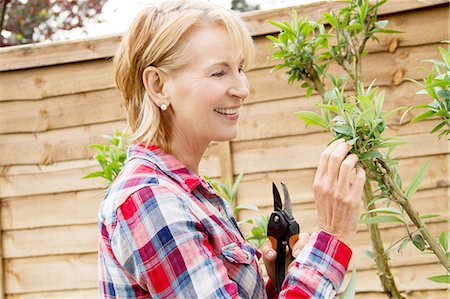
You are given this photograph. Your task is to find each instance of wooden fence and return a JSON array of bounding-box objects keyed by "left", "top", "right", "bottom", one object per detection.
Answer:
[{"left": 0, "top": 0, "right": 449, "bottom": 298}]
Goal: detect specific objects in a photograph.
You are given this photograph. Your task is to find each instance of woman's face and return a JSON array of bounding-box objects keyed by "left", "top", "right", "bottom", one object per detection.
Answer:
[{"left": 165, "top": 24, "right": 250, "bottom": 147}]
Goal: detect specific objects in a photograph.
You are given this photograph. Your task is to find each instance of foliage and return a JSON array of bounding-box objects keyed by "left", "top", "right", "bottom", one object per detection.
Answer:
[
  {"left": 205, "top": 174, "right": 269, "bottom": 248},
  {"left": 408, "top": 44, "right": 450, "bottom": 139},
  {"left": 82, "top": 131, "right": 128, "bottom": 185},
  {"left": 268, "top": 0, "right": 449, "bottom": 293},
  {"left": 230, "top": 0, "right": 259, "bottom": 13},
  {"left": 0, "top": 0, "right": 107, "bottom": 47}
]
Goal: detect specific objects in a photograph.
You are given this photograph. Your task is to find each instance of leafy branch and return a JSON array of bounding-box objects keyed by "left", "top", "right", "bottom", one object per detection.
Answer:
[{"left": 269, "top": 0, "right": 449, "bottom": 296}]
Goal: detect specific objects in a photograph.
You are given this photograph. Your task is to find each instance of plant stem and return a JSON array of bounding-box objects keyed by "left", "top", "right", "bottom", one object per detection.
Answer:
[
  {"left": 378, "top": 160, "right": 450, "bottom": 273},
  {"left": 363, "top": 182, "right": 405, "bottom": 299}
]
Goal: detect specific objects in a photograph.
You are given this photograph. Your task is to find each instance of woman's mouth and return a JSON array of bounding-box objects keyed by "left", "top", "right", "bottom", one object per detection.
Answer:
[{"left": 214, "top": 107, "right": 240, "bottom": 120}]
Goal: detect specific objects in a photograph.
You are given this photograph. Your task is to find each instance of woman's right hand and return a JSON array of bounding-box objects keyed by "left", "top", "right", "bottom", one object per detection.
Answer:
[{"left": 313, "top": 139, "right": 366, "bottom": 246}]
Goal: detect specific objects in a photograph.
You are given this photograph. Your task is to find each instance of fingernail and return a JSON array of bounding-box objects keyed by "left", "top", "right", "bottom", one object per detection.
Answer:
[{"left": 267, "top": 250, "right": 275, "bottom": 259}]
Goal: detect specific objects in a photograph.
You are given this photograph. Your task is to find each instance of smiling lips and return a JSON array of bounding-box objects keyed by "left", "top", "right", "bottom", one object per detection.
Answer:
[{"left": 214, "top": 107, "right": 240, "bottom": 120}]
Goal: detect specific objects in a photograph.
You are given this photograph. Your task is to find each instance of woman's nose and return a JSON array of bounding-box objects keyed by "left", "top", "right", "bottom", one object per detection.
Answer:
[{"left": 230, "top": 73, "right": 250, "bottom": 100}]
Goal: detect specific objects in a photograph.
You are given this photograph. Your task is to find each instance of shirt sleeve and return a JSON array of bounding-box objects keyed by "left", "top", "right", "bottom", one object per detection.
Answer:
[
  {"left": 109, "top": 186, "right": 239, "bottom": 298},
  {"left": 279, "top": 231, "right": 352, "bottom": 299}
]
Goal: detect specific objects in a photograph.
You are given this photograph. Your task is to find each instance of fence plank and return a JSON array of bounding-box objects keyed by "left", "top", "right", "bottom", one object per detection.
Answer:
[
  {"left": 236, "top": 154, "right": 448, "bottom": 210},
  {"left": 6, "top": 288, "right": 98, "bottom": 299},
  {"left": 4, "top": 253, "right": 97, "bottom": 294},
  {"left": 0, "top": 60, "right": 114, "bottom": 101},
  {"left": 0, "top": 35, "right": 120, "bottom": 72},
  {"left": 244, "top": 0, "right": 449, "bottom": 37},
  {"left": 1, "top": 189, "right": 103, "bottom": 231},
  {"left": 253, "top": 5, "right": 448, "bottom": 70},
  {"left": 0, "top": 88, "right": 123, "bottom": 134},
  {"left": 232, "top": 131, "right": 449, "bottom": 175},
  {"left": 0, "top": 143, "right": 222, "bottom": 198},
  {"left": 3, "top": 224, "right": 98, "bottom": 259},
  {"left": 239, "top": 188, "right": 448, "bottom": 234},
  {"left": 247, "top": 43, "right": 442, "bottom": 104}
]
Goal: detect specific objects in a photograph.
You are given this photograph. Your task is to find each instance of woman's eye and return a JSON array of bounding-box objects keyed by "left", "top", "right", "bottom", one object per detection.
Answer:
[{"left": 212, "top": 71, "right": 225, "bottom": 77}]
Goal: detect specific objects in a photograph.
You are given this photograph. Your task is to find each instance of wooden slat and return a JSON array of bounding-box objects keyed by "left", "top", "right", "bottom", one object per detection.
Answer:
[
  {"left": 232, "top": 131, "right": 449, "bottom": 175},
  {"left": 0, "top": 34, "right": 120, "bottom": 72},
  {"left": 4, "top": 253, "right": 97, "bottom": 294},
  {"left": 0, "top": 60, "right": 114, "bottom": 101},
  {"left": 252, "top": 5, "right": 449, "bottom": 70},
  {"left": 3, "top": 224, "right": 98, "bottom": 259},
  {"left": 353, "top": 290, "right": 449, "bottom": 299},
  {"left": 0, "top": 121, "right": 126, "bottom": 166},
  {"left": 1, "top": 189, "right": 104, "bottom": 230},
  {"left": 342, "top": 263, "right": 447, "bottom": 293},
  {"left": 0, "top": 145, "right": 221, "bottom": 198},
  {"left": 0, "top": 88, "right": 123, "bottom": 134},
  {"left": 247, "top": 43, "right": 442, "bottom": 104},
  {"left": 236, "top": 154, "right": 449, "bottom": 210},
  {"left": 6, "top": 288, "right": 98, "bottom": 299},
  {"left": 239, "top": 188, "right": 448, "bottom": 235},
  {"left": 238, "top": 81, "right": 437, "bottom": 142},
  {"left": 243, "top": 0, "right": 449, "bottom": 37}
]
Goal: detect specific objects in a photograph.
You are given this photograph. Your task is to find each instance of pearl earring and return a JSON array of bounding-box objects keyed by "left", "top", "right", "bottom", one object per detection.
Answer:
[{"left": 160, "top": 103, "right": 168, "bottom": 111}]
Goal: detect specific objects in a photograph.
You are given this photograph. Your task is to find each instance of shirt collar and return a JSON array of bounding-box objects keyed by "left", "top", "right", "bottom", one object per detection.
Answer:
[{"left": 127, "top": 143, "right": 203, "bottom": 193}]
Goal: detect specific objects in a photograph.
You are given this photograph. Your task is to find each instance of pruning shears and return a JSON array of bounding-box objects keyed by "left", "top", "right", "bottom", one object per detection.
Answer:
[{"left": 267, "top": 182, "right": 300, "bottom": 294}]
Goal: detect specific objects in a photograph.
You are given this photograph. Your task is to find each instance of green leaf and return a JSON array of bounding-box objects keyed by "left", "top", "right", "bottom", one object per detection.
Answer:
[
  {"left": 411, "top": 110, "right": 435, "bottom": 123},
  {"left": 294, "top": 111, "right": 328, "bottom": 128},
  {"left": 364, "top": 207, "right": 401, "bottom": 215},
  {"left": 439, "top": 232, "right": 449, "bottom": 252},
  {"left": 251, "top": 226, "right": 265, "bottom": 236},
  {"left": 339, "top": 266, "right": 356, "bottom": 299},
  {"left": 233, "top": 204, "right": 259, "bottom": 215},
  {"left": 405, "top": 160, "right": 430, "bottom": 200},
  {"left": 333, "top": 125, "right": 354, "bottom": 136},
  {"left": 427, "top": 274, "right": 450, "bottom": 284},
  {"left": 317, "top": 104, "right": 340, "bottom": 114},
  {"left": 358, "top": 151, "right": 383, "bottom": 161},
  {"left": 81, "top": 171, "right": 105, "bottom": 179},
  {"left": 412, "top": 234, "right": 426, "bottom": 251},
  {"left": 231, "top": 172, "right": 244, "bottom": 200},
  {"left": 420, "top": 214, "right": 441, "bottom": 219},
  {"left": 359, "top": 215, "right": 405, "bottom": 225},
  {"left": 430, "top": 122, "right": 446, "bottom": 134}
]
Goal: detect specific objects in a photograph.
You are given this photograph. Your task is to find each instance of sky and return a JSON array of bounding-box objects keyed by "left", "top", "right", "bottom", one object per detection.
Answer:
[{"left": 60, "top": 0, "right": 319, "bottom": 39}]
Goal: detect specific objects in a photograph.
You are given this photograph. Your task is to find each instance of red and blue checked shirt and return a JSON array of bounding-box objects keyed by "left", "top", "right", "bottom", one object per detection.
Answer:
[{"left": 98, "top": 143, "right": 352, "bottom": 298}]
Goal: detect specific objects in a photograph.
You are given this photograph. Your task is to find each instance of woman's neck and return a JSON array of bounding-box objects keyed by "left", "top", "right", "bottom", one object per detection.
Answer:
[{"left": 169, "top": 133, "right": 209, "bottom": 175}]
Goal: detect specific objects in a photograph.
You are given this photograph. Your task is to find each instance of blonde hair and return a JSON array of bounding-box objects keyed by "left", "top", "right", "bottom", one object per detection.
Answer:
[{"left": 114, "top": 1, "right": 255, "bottom": 153}]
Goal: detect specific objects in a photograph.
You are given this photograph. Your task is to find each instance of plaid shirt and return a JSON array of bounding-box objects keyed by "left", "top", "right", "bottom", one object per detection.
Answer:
[{"left": 98, "top": 143, "right": 352, "bottom": 298}]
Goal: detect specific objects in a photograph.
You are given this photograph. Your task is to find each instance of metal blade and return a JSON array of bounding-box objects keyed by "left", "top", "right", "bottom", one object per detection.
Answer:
[
  {"left": 272, "top": 182, "right": 282, "bottom": 211},
  {"left": 281, "top": 182, "right": 292, "bottom": 217}
]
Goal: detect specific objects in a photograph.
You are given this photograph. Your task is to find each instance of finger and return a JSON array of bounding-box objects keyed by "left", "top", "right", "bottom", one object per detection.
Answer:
[
  {"left": 287, "top": 259, "right": 297, "bottom": 273},
  {"left": 349, "top": 166, "right": 366, "bottom": 198},
  {"left": 262, "top": 245, "right": 277, "bottom": 262},
  {"left": 326, "top": 142, "right": 352, "bottom": 181},
  {"left": 261, "top": 246, "right": 277, "bottom": 282},
  {"left": 291, "top": 232, "right": 310, "bottom": 258},
  {"left": 336, "top": 154, "right": 359, "bottom": 193},
  {"left": 315, "top": 139, "right": 345, "bottom": 178}
]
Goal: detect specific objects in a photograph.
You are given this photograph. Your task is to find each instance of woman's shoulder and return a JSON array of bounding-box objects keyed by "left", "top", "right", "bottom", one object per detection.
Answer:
[{"left": 98, "top": 157, "right": 182, "bottom": 225}]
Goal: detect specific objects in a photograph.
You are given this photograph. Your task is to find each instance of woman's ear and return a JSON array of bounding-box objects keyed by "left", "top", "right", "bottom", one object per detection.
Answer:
[{"left": 142, "top": 66, "right": 170, "bottom": 107}]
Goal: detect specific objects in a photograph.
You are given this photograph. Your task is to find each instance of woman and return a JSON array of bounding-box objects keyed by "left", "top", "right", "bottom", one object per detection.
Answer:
[{"left": 98, "top": 2, "right": 366, "bottom": 298}]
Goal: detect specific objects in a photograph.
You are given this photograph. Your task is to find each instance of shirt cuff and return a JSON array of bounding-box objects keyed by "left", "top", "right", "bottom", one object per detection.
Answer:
[{"left": 295, "top": 231, "right": 352, "bottom": 290}]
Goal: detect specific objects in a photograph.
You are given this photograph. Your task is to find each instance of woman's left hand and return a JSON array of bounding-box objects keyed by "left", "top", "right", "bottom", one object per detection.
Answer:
[{"left": 261, "top": 232, "right": 310, "bottom": 282}]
